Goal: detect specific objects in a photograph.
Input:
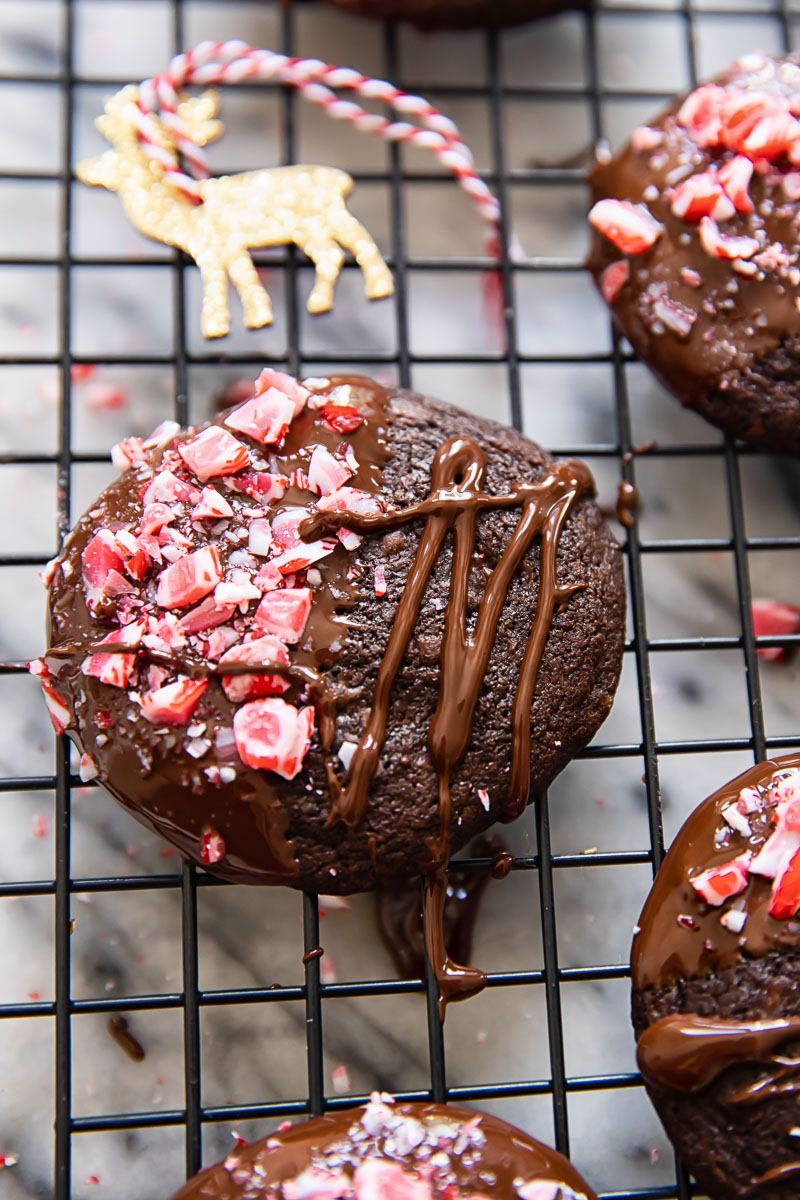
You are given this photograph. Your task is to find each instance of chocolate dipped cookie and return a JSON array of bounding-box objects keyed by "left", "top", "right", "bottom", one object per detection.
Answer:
[
  {"left": 588, "top": 52, "right": 800, "bottom": 455},
  {"left": 323, "top": 0, "right": 579, "bottom": 29},
  {"left": 33, "top": 371, "right": 623, "bottom": 1002},
  {"left": 632, "top": 753, "right": 800, "bottom": 1198},
  {"left": 170, "top": 1095, "right": 596, "bottom": 1200}
]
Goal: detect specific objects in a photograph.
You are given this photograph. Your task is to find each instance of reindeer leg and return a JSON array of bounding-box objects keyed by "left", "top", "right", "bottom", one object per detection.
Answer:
[
  {"left": 296, "top": 232, "right": 345, "bottom": 315},
  {"left": 227, "top": 252, "right": 273, "bottom": 329},
  {"left": 196, "top": 253, "right": 231, "bottom": 339},
  {"left": 328, "top": 208, "right": 394, "bottom": 302}
]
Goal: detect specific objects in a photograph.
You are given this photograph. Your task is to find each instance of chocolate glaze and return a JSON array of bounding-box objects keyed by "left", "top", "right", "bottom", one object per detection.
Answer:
[
  {"left": 632, "top": 753, "right": 800, "bottom": 991},
  {"left": 303, "top": 437, "right": 591, "bottom": 1012},
  {"left": 637, "top": 1013, "right": 800, "bottom": 1096},
  {"left": 169, "top": 1099, "right": 597, "bottom": 1200},
  {"left": 106, "top": 1014, "right": 145, "bottom": 1062},
  {"left": 588, "top": 53, "right": 800, "bottom": 453}
]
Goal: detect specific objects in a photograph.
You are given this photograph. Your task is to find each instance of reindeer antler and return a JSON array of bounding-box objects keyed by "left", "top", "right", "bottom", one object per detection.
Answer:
[{"left": 174, "top": 91, "right": 223, "bottom": 148}]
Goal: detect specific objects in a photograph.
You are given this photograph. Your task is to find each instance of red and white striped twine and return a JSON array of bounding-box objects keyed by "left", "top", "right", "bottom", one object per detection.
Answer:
[{"left": 133, "top": 39, "right": 501, "bottom": 236}]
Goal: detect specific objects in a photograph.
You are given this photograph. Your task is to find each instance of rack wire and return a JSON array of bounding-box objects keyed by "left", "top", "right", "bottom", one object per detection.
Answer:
[{"left": 2, "top": 0, "right": 800, "bottom": 1197}]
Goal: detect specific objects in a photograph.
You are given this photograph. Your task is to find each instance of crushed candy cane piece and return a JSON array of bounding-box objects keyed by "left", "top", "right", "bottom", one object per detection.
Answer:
[
  {"left": 599, "top": 259, "right": 630, "bottom": 304},
  {"left": 677, "top": 84, "right": 727, "bottom": 147},
  {"left": 178, "top": 426, "right": 251, "bottom": 480},
  {"left": 220, "top": 636, "right": 290, "bottom": 703},
  {"left": 79, "top": 754, "right": 98, "bottom": 782},
  {"left": 201, "top": 827, "right": 226, "bottom": 865},
  {"left": 253, "top": 367, "right": 310, "bottom": 417},
  {"left": 248, "top": 518, "right": 273, "bottom": 557},
  {"left": 352, "top": 1159, "right": 433, "bottom": 1200},
  {"left": 38, "top": 677, "right": 70, "bottom": 733},
  {"left": 254, "top": 588, "right": 312, "bottom": 643},
  {"left": 224, "top": 386, "right": 295, "bottom": 446},
  {"left": 32, "top": 814, "right": 49, "bottom": 839},
  {"left": 156, "top": 545, "right": 222, "bottom": 608},
  {"left": 140, "top": 678, "right": 208, "bottom": 726},
  {"left": 317, "top": 486, "right": 383, "bottom": 517},
  {"left": 478, "top": 789, "right": 490, "bottom": 811},
  {"left": 751, "top": 597, "right": 800, "bottom": 662},
  {"left": 142, "top": 469, "right": 201, "bottom": 507},
  {"left": 588, "top": 199, "right": 662, "bottom": 255},
  {"left": 720, "top": 908, "right": 746, "bottom": 934},
  {"left": 331, "top": 1064, "right": 352, "bottom": 1094},
  {"left": 233, "top": 697, "right": 315, "bottom": 779},
  {"left": 689, "top": 851, "right": 752, "bottom": 905},
  {"left": 717, "top": 154, "right": 755, "bottom": 213},
  {"left": 111, "top": 436, "right": 146, "bottom": 472},
  {"left": 669, "top": 170, "right": 734, "bottom": 223},
  {"left": 142, "top": 419, "right": 180, "bottom": 449},
  {"left": 698, "top": 216, "right": 758, "bottom": 261},
  {"left": 318, "top": 403, "right": 364, "bottom": 433},
  {"left": 308, "top": 444, "right": 353, "bottom": 496},
  {"left": 82, "top": 620, "right": 145, "bottom": 688},
  {"left": 374, "top": 566, "right": 387, "bottom": 597},
  {"left": 769, "top": 845, "right": 800, "bottom": 920},
  {"left": 179, "top": 595, "right": 236, "bottom": 633},
  {"left": 192, "top": 486, "right": 233, "bottom": 521}
]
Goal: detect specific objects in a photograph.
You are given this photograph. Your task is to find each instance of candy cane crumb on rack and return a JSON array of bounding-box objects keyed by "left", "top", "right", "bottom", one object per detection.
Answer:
[{"left": 75, "top": 39, "right": 502, "bottom": 339}]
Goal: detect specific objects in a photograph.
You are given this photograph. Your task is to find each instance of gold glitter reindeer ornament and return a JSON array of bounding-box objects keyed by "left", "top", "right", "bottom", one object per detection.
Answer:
[{"left": 76, "top": 86, "right": 394, "bottom": 338}]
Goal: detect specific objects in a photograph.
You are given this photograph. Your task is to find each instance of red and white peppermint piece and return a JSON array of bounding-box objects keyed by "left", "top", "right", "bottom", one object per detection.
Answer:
[
  {"left": 769, "top": 846, "right": 800, "bottom": 920},
  {"left": 317, "top": 403, "right": 364, "bottom": 434},
  {"left": 232, "top": 471, "right": 288, "bottom": 503},
  {"left": 233, "top": 697, "right": 315, "bottom": 779},
  {"left": 271, "top": 537, "right": 337, "bottom": 574},
  {"left": 140, "top": 677, "right": 208, "bottom": 725},
  {"left": 254, "top": 561, "right": 283, "bottom": 592},
  {"left": 156, "top": 545, "right": 222, "bottom": 608},
  {"left": 677, "top": 84, "right": 727, "bottom": 147},
  {"left": 82, "top": 619, "right": 145, "bottom": 688},
  {"left": 720, "top": 908, "right": 746, "bottom": 934},
  {"left": 631, "top": 125, "right": 664, "bottom": 152},
  {"left": 213, "top": 580, "right": 261, "bottom": 607},
  {"left": 38, "top": 675, "right": 70, "bottom": 734},
  {"left": 247, "top": 518, "right": 272, "bottom": 557},
  {"left": 717, "top": 155, "right": 755, "bottom": 214},
  {"left": 588, "top": 198, "right": 662, "bottom": 255},
  {"left": 651, "top": 293, "right": 697, "bottom": 339},
  {"left": 220, "top": 635, "right": 290, "bottom": 702},
  {"left": 254, "top": 588, "right": 312, "bottom": 643},
  {"left": 79, "top": 753, "right": 99, "bottom": 782},
  {"left": 282, "top": 1168, "right": 351, "bottom": 1200},
  {"left": 374, "top": 566, "right": 387, "bottom": 597},
  {"left": 142, "top": 419, "right": 180, "bottom": 450},
  {"left": 316, "top": 486, "right": 383, "bottom": 517},
  {"left": 142, "top": 469, "right": 201, "bottom": 507},
  {"left": 111, "top": 436, "right": 146, "bottom": 472},
  {"left": 337, "top": 528, "right": 362, "bottom": 551},
  {"left": 201, "top": 827, "right": 226, "bottom": 865},
  {"left": 352, "top": 1159, "right": 432, "bottom": 1200},
  {"left": 599, "top": 259, "right": 630, "bottom": 304},
  {"left": 179, "top": 595, "right": 236, "bottom": 633},
  {"left": 178, "top": 426, "right": 251, "bottom": 481},
  {"left": 308, "top": 445, "right": 353, "bottom": 496},
  {"left": 751, "top": 597, "right": 800, "bottom": 662},
  {"left": 224, "top": 386, "right": 295, "bottom": 446},
  {"left": 720, "top": 90, "right": 800, "bottom": 161},
  {"left": 82, "top": 530, "right": 138, "bottom": 607},
  {"left": 669, "top": 170, "right": 735, "bottom": 223},
  {"left": 698, "top": 216, "right": 758, "bottom": 261},
  {"left": 191, "top": 486, "right": 234, "bottom": 521},
  {"left": 140, "top": 502, "right": 176, "bottom": 537},
  {"left": 252, "top": 367, "right": 310, "bottom": 418},
  {"left": 689, "top": 851, "right": 752, "bottom": 905}
]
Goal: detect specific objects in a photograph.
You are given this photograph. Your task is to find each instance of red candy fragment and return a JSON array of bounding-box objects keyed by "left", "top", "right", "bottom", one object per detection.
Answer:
[
  {"left": 318, "top": 403, "right": 364, "bottom": 434},
  {"left": 769, "top": 847, "right": 800, "bottom": 919},
  {"left": 254, "top": 588, "right": 312, "bottom": 643},
  {"left": 111, "top": 437, "right": 146, "bottom": 472},
  {"left": 142, "top": 470, "right": 201, "bottom": 507},
  {"left": 588, "top": 199, "right": 663, "bottom": 255},
  {"left": 224, "top": 387, "right": 295, "bottom": 447},
  {"left": 191, "top": 486, "right": 234, "bottom": 521},
  {"left": 353, "top": 1159, "right": 433, "bottom": 1200},
  {"left": 690, "top": 851, "right": 752, "bottom": 905},
  {"left": 140, "top": 503, "right": 175, "bottom": 537},
  {"left": 599, "top": 260, "right": 630, "bottom": 304},
  {"left": 232, "top": 472, "right": 288, "bottom": 503},
  {"left": 82, "top": 619, "right": 145, "bottom": 688},
  {"left": 677, "top": 84, "right": 727, "bottom": 147},
  {"left": 308, "top": 445, "right": 353, "bottom": 497},
  {"left": 156, "top": 545, "right": 222, "bottom": 609},
  {"left": 751, "top": 597, "right": 800, "bottom": 662},
  {"left": 233, "top": 697, "right": 315, "bottom": 779},
  {"left": 719, "top": 89, "right": 800, "bottom": 160},
  {"left": 316, "top": 486, "right": 383, "bottom": 517},
  {"left": 178, "top": 426, "right": 251, "bottom": 481},
  {"left": 669, "top": 170, "right": 734, "bottom": 223},
  {"left": 698, "top": 216, "right": 758, "bottom": 261},
  {"left": 81, "top": 530, "right": 136, "bottom": 608},
  {"left": 220, "top": 635, "right": 290, "bottom": 702},
  {"left": 140, "top": 678, "right": 208, "bottom": 726},
  {"left": 29, "top": 660, "right": 71, "bottom": 734},
  {"left": 717, "top": 155, "right": 755, "bottom": 214},
  {"left": 252, "top": 367, "right": 310, "bottom": 418},
  {"left": 201, "top": 827, "right": 226, "bottom": 865},
  {"left": 179, "top": 596, "right": 236, "bottom": 634},
  {"left": 374, "top": 566, "right": 387, "bottom": 597}
]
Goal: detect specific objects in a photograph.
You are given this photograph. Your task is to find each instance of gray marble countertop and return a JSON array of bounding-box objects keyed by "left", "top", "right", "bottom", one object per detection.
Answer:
[{"left": 1, "top": 1, "right": 800, "bottom": 1198}]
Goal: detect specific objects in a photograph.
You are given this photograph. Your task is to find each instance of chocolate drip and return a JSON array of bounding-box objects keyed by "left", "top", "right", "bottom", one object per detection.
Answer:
[
  {"left": 616, "top": 481, "right": 638, "bottom": 529},
  {"left": 106, "top": 1014, "right": 145, "bottom": 1062},
  {"left": 304, "top": 437, "right": 592, "bottom": 1012},
  {"left": 750, "top": 1162, "right": 800, "bottom": 1191},
  {"left": 637, "top": 1013, "right": 800, "bottom": 1096}
]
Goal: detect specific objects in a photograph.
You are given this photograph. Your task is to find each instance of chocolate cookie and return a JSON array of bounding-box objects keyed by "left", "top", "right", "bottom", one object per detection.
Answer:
[
  {"left": 587, "top": 52, "right": 800, "bottom": 455},
  {"left": 33, "top": 372, "right": 623, "bottom": 906},
  {"left": 632, "top": 753, "right": 800, "bottom": 1199},
  {"left": 169, "top": 1095, "right": 597, "bottom": 1200},
  {"left": 323, "top": 0, "right": 580, "bottom": 28}
]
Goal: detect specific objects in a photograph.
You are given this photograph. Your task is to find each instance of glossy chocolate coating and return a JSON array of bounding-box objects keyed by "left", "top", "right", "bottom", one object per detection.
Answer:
[
  {"left": 632, "top": 753, "right": 800, "bottom": 991},
  {"left": 588, "top": 53, "right": 800, "bottom": 454},
  {"left": 169, "top": 1100, "right": 596, "bottom": 1200}
]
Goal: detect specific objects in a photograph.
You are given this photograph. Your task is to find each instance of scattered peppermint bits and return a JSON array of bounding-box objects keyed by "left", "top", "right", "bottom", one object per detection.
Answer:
[
  {"left": 588, "top": 198, "right": 663, "bottom": 255},
  {"left": 751, "top": 597, "right": 800, "bottom": 662}
]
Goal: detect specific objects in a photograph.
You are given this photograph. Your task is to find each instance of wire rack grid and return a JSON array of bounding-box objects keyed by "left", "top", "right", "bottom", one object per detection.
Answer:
[{"left": 2, "top": 0, "right": 800, "bottom": 1198}]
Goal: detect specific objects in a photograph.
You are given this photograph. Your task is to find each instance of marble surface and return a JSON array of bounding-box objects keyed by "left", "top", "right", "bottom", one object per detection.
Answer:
[{"left": 1, "top": 1, "right": 800, "bottom": 1198}]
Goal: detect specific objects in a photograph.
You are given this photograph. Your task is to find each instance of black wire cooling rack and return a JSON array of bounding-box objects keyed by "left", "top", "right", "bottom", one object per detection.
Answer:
[{"left": 3, "top": 0, "right": 800, "bottom": 1197}]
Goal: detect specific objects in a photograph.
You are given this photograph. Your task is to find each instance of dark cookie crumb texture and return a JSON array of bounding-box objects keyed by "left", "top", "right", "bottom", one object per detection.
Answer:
[
  {"left": 169, "top": 1096, "right": 597, "bottom": 1200},
  {"left": 588, "top": 52, "right": 800, "bottom": 455},
  {"left": 632, "top": 755, "right": 800, "bottom": 1199},
  {"left": 37, "top": 375, "right": 625, "bottom": 894}
]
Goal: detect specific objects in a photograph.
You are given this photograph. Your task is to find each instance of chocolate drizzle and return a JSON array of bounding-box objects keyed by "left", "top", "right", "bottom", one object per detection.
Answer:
[
  {"left": 637, "top": 1012, "right": 800, "bottom": 1098},
  {"left": 303, "top": 437, "right": 592, "bottom": 1012}
]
